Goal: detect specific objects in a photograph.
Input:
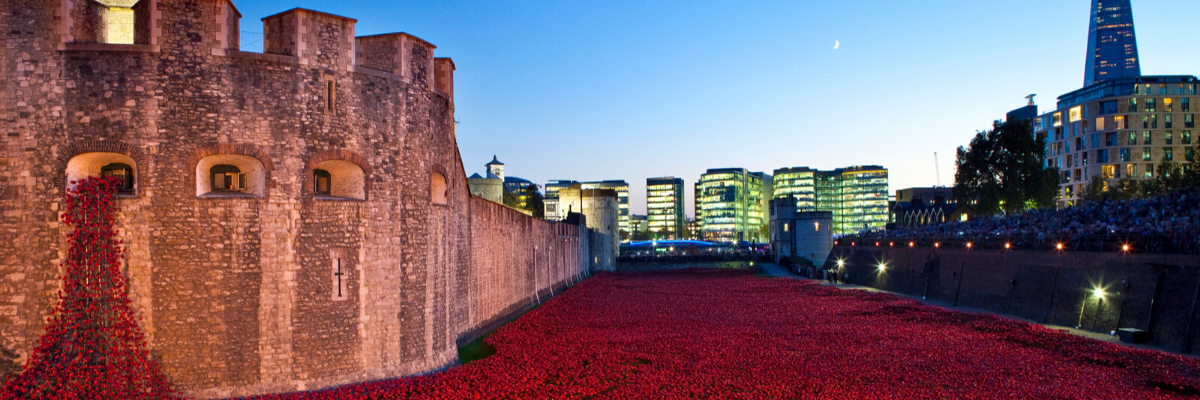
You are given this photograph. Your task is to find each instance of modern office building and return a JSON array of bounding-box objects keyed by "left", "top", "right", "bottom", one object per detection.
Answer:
[
  {"left": 1085, "top": 0, "right": 1140, "bottom": 87},
  {"left": 1039, "top": 76, "right": 1197, "bottom": 207},
  {"left": 772, "top": 167, "right": 817, "bottom": 210},
  {"left": 646, "top": 177, "right": 685, "bottom": 239},
  {"left": 693, "top": 183, "right": 703, "bottom": 232},
  {"left": 769, "top": 165, "right": 889, "bottom": 235},
  {"left": 630, "top": 214, "right": 649, "bottom": 232},
  {"left": 544, "top": 180, "right": 579, "bottom": 199},
  {"left": 1033, "top": 1, "right": 1197, "bottom": 207},
  {"left": 503, "top": 176, "right": 535, "bottom": 208},
  {"left": 580, "top": 180, "right": 631, "bottom": 235},
  {"left": 696, "top": 168, "right": 770, "bottom": 243},
  {"left": 823, "top": 166, "right": 889, "bottom": 235},
  {"left": 685, "top": 218, "right": 700, "bottom": 240}
]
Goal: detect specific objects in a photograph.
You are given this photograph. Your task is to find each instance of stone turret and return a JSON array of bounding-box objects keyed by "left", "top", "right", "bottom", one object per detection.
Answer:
[
  {"left": 354, "top": 32, "right": 437, "bottom": 89},
  {"left": 262, "top": 8, "right": 356, "bottom": 70},
  {"left": 485, "top": 155, "right": 505, "bottom": 180}
]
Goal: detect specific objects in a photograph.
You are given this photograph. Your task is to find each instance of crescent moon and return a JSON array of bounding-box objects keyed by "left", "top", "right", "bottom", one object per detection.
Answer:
[{"left": 833, "top": 40, "right": 840, "bottom": 50}]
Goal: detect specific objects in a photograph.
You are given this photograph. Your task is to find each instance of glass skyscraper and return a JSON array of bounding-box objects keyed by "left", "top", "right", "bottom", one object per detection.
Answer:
[
  {"left": 771, "top": 167, "right": 816, "bottom": 210},
  {"left": 1085, "top": 0, "right": 1140, "bottom": 86},
  {"left": 646, "top": 177, "right": 685, "bottom": 239},
  {"left": 773, "top": 165, "right": 889, "bottom": 236},
  {"left": 697, "top": 168, "right": 769, "bottom": 243}
]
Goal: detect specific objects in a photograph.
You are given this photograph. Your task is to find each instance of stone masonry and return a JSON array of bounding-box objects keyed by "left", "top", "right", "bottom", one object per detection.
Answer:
[{"left": 0, "top": 1, "right": 605, "bottom": 398}]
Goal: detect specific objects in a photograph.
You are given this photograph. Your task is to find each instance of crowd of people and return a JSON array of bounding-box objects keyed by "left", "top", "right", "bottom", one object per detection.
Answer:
[{"left": 854, "top": 187, "right": 1200, "bottom": 252}]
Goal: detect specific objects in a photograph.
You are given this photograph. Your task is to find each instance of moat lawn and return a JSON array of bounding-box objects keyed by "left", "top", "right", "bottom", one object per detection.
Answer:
[{"left": 247, "top": 269, "right": 1200, "bottom": 399}]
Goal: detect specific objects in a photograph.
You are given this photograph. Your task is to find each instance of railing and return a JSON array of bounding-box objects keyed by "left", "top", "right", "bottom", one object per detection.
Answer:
[
  {"left": 240, "top": 31, "right": 264, "bottom": 53},
  {"left": 836, "top": 234, "right": 1200, "bottom": 255}
]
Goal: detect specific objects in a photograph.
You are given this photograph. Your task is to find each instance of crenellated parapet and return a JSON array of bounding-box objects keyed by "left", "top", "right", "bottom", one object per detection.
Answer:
[{"left": 262, "top": 8, "right": 355, "bottom": 70}]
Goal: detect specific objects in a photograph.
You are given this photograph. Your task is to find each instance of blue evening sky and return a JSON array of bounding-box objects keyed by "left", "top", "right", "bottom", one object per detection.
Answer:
[{"left": 234, "top": 0, "right": 1200, "bottom": 217}]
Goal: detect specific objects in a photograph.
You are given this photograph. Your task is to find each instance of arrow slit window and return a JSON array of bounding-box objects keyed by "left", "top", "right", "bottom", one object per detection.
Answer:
[{"left": 331, "top": 248, "right": 350, "bottom": 301}]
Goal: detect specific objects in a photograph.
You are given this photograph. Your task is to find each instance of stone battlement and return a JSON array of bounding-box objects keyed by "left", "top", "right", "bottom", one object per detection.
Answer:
[{"left": 54, "top": 1, "right": 452, "bottom": 96}]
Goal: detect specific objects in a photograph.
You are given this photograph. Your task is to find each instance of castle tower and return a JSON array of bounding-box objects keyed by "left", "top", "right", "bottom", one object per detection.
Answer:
[
  {"left": 486, "top": 155, "right": 505, "bottom": 180},
  {"left": 1084, "top": 0, "right": 1140, "bottom": 86}
]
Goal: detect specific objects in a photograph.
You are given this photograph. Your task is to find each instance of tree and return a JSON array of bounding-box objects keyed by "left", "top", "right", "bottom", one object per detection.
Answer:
[
  {"left": 954, "top": 119, "right": 1059, "bottom": 214},
  {"left": 522, "top": 184, "right": 545, "bottom": 219},
  {"left": 1080, "top": 175, "right": 1109, "bottom": 203},
  {"left": 632, "top": 229, "right": 651, "bottom": 242},
  {"left": 652, "top": 228, "right": 669, "bottom": 241},
  {"left": 502, "top": 190, "right": 521, "bottom": 209},
  {"left": 1107, "top": 177, "right": 1142, "bottom": 201}
]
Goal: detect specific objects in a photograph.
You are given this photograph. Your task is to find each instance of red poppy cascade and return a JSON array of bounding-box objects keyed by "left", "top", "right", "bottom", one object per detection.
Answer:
[{"left": 1, "top": 177, "right": 179, "bottom": 400}]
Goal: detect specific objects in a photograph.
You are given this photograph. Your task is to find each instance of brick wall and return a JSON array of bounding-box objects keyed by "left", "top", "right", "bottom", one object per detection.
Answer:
[{"left": 0, "top": 1, "right": 597, "bottom": 399}]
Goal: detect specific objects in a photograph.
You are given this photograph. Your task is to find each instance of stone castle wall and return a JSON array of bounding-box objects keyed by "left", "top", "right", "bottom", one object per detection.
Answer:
[
  {"left": 464, "top": 198, "right": 593, "bottom": 340},
  {"left": 0, "top": 1, "right": 594, "bottom": 398}
]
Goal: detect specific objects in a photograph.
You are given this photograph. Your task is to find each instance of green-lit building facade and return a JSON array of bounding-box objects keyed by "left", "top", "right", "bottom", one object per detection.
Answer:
[
  {"left": 774, "top": 165, "right": 889, "bottom": 236},
  {"left": 772, "top": 167, "right": 816, "bottom": 210},
  {"left": 647, "top": 177, "right": 685, "bottom": 239},
  {"left": 697, "top": 168, "right": 771, "bottom": 243}
]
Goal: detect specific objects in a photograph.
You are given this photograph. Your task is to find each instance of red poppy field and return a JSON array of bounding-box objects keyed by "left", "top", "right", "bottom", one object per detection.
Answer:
[{"left": 248, "top": 269, "right": 1200, "bottom": 399}]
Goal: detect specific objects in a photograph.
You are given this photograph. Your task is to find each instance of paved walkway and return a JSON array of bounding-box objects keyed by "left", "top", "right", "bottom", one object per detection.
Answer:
[{"left": 758, "top": 262, "right": 1198, "bottom": 358}]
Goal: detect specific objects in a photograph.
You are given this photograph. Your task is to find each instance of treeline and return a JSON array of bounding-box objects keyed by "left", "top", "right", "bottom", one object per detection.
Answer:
[
  {"left": 954, "top": 118, "right": 1199, "bottom": 212},
  {"left": 1082, "top": 160, "right": 1200, "bottom": 202}
]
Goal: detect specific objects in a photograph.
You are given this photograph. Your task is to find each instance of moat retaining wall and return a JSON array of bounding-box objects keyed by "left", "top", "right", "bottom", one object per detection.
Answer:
[{"left": 826, "top": 246, "right": 1200, "bottom": 352}]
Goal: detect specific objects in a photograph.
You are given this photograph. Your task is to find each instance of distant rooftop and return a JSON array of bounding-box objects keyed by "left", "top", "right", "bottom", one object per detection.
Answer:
[{"left": 1056, "top": 75, "right": 1199, "bottom": 109}]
